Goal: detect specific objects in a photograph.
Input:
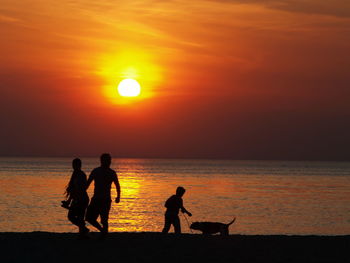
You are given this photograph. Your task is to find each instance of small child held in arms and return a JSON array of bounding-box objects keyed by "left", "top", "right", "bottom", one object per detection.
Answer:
[{"left": 162, "top": 186, "right": 192, "bottom": 234}]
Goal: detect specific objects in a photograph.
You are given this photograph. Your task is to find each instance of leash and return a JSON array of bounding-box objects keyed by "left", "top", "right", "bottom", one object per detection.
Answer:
[{"left": 182, "top": 213, "right": 193, "bottom": 233}]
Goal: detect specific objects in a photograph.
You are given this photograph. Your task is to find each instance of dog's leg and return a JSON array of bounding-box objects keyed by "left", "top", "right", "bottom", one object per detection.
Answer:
[
  {"left": 221, "top": 226, "right": 229, "bottom": 236},
  {"left": 219, "top": 225, "right": 225, "bottom": 236}
]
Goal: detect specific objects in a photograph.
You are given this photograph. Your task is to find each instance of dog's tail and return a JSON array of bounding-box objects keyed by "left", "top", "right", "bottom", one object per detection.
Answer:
[{"left": 227, "top": 217, "right": 236, "bottom": 226}]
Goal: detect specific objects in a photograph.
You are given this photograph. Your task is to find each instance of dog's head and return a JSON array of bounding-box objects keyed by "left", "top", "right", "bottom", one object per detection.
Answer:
[{"left": 190, "top": 222, "right": 202, "bottom": 230}]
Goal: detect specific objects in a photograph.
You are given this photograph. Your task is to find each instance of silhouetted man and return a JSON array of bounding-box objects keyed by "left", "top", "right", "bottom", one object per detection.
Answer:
[
  {"left": 85, "top": 153, "right": 121, "bottom": 237},
  {"left": 162, "top": 186, "right": 192, "bottom": 234}
]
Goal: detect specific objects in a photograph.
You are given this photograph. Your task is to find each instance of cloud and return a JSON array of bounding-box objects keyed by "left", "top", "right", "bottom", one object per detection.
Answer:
[
  {"left": 0, "top": 14, "right": 21, "bottom": 23},
  {"left": 215, "top": 0, "right": 350, "bottom": 18}
]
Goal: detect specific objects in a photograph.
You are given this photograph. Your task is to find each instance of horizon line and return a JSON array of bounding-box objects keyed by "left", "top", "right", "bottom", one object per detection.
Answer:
[{"left": 0, "top": 155, "right": 349, "bottom": 163}]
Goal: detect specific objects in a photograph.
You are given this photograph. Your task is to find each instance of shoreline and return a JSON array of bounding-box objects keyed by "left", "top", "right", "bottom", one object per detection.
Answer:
[{"left": 1, "top": 232, "right": 349, "bottom": 262}]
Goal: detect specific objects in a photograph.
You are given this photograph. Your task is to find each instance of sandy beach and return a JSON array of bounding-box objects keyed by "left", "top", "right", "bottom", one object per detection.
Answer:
[{"left": 0, "top": 232, "right": 348, "bottom": 263}]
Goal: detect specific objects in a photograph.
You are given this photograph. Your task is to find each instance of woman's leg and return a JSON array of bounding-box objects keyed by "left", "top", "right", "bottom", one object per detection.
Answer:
[{"left": 68, "top": 207, "right": 80, "bottom": 227}]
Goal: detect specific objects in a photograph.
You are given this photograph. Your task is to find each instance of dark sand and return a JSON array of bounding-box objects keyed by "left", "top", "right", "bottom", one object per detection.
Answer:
[{"left": 0, "top": 232, "right": 349, "bottom": 263}]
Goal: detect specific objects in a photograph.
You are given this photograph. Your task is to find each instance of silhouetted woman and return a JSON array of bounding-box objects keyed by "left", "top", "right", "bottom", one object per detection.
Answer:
[{"left": 62, "top": 158, "right": 89, "bottom": 238}]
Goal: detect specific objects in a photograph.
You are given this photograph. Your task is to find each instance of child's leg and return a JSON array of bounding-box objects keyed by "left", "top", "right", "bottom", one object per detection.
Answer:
[
  {"left": 162, "top": 215, "right": 172, "bottom": 233},
  {"left": 173, "top": 216, "right": 181, "bottom": 234}
]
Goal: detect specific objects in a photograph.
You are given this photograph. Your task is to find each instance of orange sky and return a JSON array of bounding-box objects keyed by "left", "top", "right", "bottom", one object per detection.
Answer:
[{"left": 1, "top": 0, "right": 350, "bottom": 160}]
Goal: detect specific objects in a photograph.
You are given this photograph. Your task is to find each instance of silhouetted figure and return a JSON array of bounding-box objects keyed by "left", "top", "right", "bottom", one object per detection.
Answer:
[
  {"left": 162, "top": 186, "right": 192, "bottom": 234},
  {"left": 85, "top": 153, "right": 120, "bottom": 238},
  {"left": 190, "top": 218, "right": 236, "bottom": 235},
  {"left": 62, "top": 158, "right": 89, "bottom": 238}
]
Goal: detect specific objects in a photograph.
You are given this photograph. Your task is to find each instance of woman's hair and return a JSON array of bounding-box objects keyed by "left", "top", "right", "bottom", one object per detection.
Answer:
[{"left": 64, "top": 158, "right": 82, "bottom": 198}]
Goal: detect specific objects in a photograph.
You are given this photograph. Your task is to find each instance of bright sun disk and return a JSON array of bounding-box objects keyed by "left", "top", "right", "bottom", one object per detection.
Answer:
[{"left": 117, "top": 78, "right": 141, "bottom": 97}]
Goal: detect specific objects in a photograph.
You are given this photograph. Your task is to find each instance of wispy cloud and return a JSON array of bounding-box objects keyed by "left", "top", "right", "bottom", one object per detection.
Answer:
[
  {"left": 0, "top": 14, "right": 21, "bottom": 23},
  {"left": 214, "top": 0, "right": 350, "bottom": 18}
]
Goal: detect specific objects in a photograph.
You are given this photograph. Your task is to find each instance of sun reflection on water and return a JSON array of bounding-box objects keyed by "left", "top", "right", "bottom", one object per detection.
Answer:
[{"left": 109, "top": 175, "right": 145, "bottom": 232}]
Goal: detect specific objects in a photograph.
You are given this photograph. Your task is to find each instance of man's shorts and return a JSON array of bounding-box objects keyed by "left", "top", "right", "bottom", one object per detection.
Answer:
[{"left": 86, "top": 197, "right": 112, "bottom": 224}]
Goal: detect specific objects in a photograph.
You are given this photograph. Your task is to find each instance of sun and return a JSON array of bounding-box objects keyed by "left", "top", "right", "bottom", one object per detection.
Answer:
[{"left": 117, "top": 78, "right": 141, "bottom": 97}]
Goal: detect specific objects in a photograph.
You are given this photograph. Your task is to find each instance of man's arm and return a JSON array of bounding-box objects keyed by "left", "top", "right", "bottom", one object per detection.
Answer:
[
  {"left": 86, "top": 171, "right": 94, "bottom": 190},
  {"left": 114, "top": 173, "right": 121, "bottom": 203}
]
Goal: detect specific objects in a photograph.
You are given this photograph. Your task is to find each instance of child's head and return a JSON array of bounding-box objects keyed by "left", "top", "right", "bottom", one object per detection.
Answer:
[
  {"left": 72, "top": 158, "right": 82, "bottom": 170},
  {"left": 176, "top": 186, "right": 186, "bottom": 197}
]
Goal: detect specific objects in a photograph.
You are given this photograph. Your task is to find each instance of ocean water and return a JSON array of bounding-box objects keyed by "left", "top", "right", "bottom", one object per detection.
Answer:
[{"left": 0, "top": 157, "right": 349, "bottom": 235}]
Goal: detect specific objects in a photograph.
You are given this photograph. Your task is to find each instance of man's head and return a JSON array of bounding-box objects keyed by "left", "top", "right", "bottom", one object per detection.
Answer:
[
  {"left": 100, "top": 153, "right": 112, "bottom": 168},
  {"left": 176, "top": 186, "right": 186, "bottom": 197},
  {"left": 72, "top": 158, "right": 82, "bottom": 170}
]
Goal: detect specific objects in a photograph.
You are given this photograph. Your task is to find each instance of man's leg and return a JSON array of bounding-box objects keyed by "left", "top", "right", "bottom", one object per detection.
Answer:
[
  {"left": 85, "top": 199, "right": 103, "bottom": 232},
  {"left": 173, "top": 216, "right": 181, "bottom": 234},
  {"left": 100, "top": 200, "right": 111, "bottom": 234}
]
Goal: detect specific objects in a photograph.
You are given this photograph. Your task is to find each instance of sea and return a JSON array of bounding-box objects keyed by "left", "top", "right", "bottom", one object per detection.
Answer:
[{"left": 0, "top": 157, "right": 349, "bottom": 235}]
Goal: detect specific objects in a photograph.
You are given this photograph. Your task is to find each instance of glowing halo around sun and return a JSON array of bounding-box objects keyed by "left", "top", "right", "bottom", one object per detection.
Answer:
[
  {"left": 117, "top": 78, "right": 141, "bottom": 97},
  {"left": 97, "top": 48, "right": 163, "bottom": 105}
]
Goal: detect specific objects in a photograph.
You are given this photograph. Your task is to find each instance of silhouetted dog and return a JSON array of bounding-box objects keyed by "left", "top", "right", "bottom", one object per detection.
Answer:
[{"left": 190, "top": 218, "right": 236, "bottom": 235}]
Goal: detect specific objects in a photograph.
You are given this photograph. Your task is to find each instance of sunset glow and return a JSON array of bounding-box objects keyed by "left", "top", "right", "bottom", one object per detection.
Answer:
[
  {"left": 97, "top": 49, "right": 161, "bottom": 105},
  {"left": 1, "top": 0, "right": 350, "bottom": 159}
]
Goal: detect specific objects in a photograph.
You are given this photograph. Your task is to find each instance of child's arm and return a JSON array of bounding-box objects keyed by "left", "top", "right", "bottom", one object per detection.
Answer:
[
  {"left": 179, "top": 197, "right": 192, "bottom": 216},
  {"left": 181, "top": 207, "right": 192, "bottom": 216}
]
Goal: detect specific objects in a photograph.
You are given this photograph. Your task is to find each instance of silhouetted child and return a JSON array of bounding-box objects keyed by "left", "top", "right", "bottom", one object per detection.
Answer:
[
  {"left": 162, "top": 186, "right": 192, "bottom": 234},
  {"left": 62, "top": 158, "right": 90, "bottom": 238}
]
